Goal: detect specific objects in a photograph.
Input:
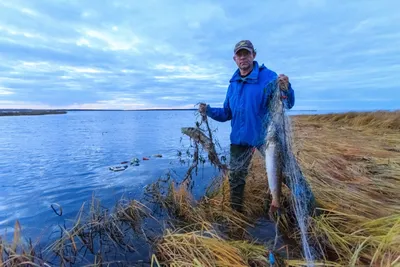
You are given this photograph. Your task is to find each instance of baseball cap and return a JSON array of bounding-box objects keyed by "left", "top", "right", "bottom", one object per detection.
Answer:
[{"left": 234, "top": 40, "right": 255, "bottom": 54}]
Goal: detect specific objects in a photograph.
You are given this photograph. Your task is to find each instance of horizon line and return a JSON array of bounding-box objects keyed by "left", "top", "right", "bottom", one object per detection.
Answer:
[
  {"left": 1, "top": 108, "right": 322, "bottom": 112},
  {"left": 2, "top": 108, "right": 398, "bottom": 112}
]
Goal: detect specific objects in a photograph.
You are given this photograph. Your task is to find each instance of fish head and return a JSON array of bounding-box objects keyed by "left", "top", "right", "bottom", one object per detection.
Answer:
[
  {"left": 181, "top": 127, "right": 197, "bottom": 136},
  {"left": 181, "top": 127, "right": 212, "bottom": 149},
  {"left": 181, "top": 127, "right": 205, "bottom": 142}
]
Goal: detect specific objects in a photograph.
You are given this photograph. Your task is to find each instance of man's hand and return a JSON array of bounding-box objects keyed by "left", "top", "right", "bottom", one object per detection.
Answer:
[
  {"left": 198, "top": 103, "right": 207, "bottom": 116},
  {"left": 278, "top": 74, "right": 289, "bottom": 91}
]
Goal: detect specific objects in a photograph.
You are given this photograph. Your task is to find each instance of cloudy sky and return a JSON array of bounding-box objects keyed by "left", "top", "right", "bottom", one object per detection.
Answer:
[{"left": 0, "top": 0, "right": 399, "bottom": 110}]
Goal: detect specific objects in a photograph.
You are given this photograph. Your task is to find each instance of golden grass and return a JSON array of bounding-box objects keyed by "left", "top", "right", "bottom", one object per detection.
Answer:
[
  {"left": 300, "top": 110, "right": 400, "bottom": 130},
  {"left": 1, "top": 110, "right": 399, "bottom": 267},
  {"left": 154, "top": 222, "right": 280, "bottom": 267},
  {"left": 0, "top": 221, "right": 47, "bottom": 267},
  {"left": 0, "top": 195, "right": 156, "bottom": 266},
  {"left": 153, "top": 110, "right": 400, "bottom": 266},
  {"left": 290, "top": 110, "right": 400, "bottom": 266},
  {"left": 199, "top": 169, "right": 266, "bottom": 229},
  {"left": 144, "top": 176, "right": 254, "bottom": 235}
]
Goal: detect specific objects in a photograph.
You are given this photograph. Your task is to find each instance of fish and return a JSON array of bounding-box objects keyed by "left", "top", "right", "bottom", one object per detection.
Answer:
[
  {"left": 264, "top": 79, "right": 316, "bottom": 215},
  {"left": 181, "top": 127, "right": 214, "bottom": 152},
  {"left": 265, "top": 80, "right": 317, "bottom": 264},
  {"left": 264, "top": 79, "right": 288, "bottom": 213},
  {"left": 181, "top": 127, "right": 226, "bottom": 170}
]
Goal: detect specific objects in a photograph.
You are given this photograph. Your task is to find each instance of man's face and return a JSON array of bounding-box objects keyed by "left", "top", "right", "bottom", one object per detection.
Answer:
[{"left": 233, "top": 49, "right": 256, "bottom": 71}]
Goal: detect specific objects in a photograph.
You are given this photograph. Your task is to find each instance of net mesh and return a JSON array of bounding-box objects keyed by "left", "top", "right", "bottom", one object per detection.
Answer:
[
  {"left": 265, "top": 79, "right": 317, "bottom": 265},
  {"left": 182, "top": 78, "right": 318, "bottom": 265}
]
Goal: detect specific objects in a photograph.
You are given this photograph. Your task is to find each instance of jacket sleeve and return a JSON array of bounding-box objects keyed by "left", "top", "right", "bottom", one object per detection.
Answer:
[
  {"left": 206, "top": 86, "right": 232, "bottom": 122},
  {"left": 281, "top": 82, "right": 295, "bottom": 109}
]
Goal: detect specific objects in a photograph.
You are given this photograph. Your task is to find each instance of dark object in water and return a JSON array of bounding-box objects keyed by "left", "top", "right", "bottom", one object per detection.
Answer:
[
  {"left": 143, "top": 157, "right": 150, "bottom": 160},
  {"left": 121, "top": 161, "right": 129, "bottom": 164},
  {"left": 153, "top": 154, "right": 163, "bottom": 158},
  {"left": 131, "top": 158, "right": 140, "bottom": 166},
  {"left": 51, "top": 203, "right": 63, "bottom": 216},
  {"left": 109, "top": 165, "right": 128, "bottom": 172}
]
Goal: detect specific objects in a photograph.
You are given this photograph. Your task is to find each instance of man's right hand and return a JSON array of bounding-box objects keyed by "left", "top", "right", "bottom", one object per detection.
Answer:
[{"left": 199, "top": 103, "right": 207, "bottom": 116}]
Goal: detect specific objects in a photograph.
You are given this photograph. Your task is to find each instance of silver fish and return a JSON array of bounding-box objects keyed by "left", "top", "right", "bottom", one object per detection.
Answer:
[
  {"left": 265, "top": 80, "right": 287, "bottom": 213},
  {"left": 265, "top": 80, "right": 318, "bottom": 264}
]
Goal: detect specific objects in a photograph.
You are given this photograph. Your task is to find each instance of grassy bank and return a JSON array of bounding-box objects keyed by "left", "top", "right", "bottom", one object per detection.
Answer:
[
  {"left": 0, "top": 110, "right": 399, "bottom": 266},
  {"left": 291, "top": 110, "right": 400, "bottom": 266}
]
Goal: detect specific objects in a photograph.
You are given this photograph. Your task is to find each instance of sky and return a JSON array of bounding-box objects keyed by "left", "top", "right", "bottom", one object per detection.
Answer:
[{"left": 0, "top": 0, "right": 399, "bottom": 111}]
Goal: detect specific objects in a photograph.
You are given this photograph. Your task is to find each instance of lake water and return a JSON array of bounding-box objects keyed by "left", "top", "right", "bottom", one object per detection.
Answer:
[{"left": 0, "top": 109, "right": 343, "bottom": 251}]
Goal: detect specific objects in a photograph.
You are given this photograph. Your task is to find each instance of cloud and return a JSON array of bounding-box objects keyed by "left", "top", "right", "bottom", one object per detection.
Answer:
[
  {"left": 0, "top": 0, "right": 399, "bottom": 110},
  {"left": 0, "top": 87, "right": 14, "bottom": 95}
]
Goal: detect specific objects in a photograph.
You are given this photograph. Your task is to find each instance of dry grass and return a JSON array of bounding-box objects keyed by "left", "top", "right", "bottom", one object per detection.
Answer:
[
  {"left": 155, "top": 222, "right": 257, "bottom": 267},
  {"left": 289, "top": 110, "right": 400, "bottom": 266},
  {"left": 153, "top": 110, "right": 400, "bottom": 266},
  {"left": 0, "top": 195, "right": 156, "bottom": 266},
  {"left": 153, "top": 221, "right": 292, "bottom": 267},
  {"left": 0, "top": 221, "right": 48, "bottom": 267},
  {"left": 1, "top": 110, "right": 399, "bottom": 266},
  {"left": 144, "top": 175, "right": 254, "bottom": 237},
  {"left": 300, "top": 110, "right": 400, "bottom": 130}
]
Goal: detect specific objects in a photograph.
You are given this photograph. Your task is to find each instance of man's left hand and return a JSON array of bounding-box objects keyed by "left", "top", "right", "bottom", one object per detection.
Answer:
[{"left": 278, "top": 74, "right": 289, "bottom": 91}]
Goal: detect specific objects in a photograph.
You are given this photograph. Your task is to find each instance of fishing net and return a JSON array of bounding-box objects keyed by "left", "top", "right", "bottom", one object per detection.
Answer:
[
  {"left": 181, "top": 78, "right": 319, "bottom": 265},
  {"left": 265, "top": 79, "right": 317, "bottom": 265}
]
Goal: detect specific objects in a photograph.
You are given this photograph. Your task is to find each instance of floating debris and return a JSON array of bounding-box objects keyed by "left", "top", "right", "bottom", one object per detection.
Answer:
[
  {"left": 131, "top": 158, "right": 140, "bottom": 166},
  {"left": 153, "top": 154, "right": 163, "bottom": 158},
  {"left": 109, "top": 165, "right": 128, "bottom": 172},
  {"left": 51, "top": 203, "right": 63, "bottom": 216},
  {"left": 143, "top": 157, "right": 150, "bottom": 161}
]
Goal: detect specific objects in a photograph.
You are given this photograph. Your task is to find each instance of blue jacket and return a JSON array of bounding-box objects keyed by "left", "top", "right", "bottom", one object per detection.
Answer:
[{"left": 206, "top": 61, "right": 295, "bottom": 147}]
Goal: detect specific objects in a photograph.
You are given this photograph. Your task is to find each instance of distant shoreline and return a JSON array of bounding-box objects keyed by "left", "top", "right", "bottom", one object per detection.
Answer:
[
  {"left": 1, "top": 108, "right": 318, "bottom": 112},
  {"left": 67, "top": 108, "right": 199, "bottom": 111},
  {"left": 1, "top": 109, "right": 397, "bottom": 116},
  {"left": 0, "top": 110, "right": 67, "bottom": 117}
]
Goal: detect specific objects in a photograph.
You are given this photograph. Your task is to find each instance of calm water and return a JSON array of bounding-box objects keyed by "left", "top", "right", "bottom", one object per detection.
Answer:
[{"left": 0, "top": 110, "right": 342, "bottom": 245}]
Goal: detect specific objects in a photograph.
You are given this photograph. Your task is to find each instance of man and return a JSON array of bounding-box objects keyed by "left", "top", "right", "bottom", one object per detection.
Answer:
[{"left": 199, "top": 40, "right": 295, "bottom": 213}]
